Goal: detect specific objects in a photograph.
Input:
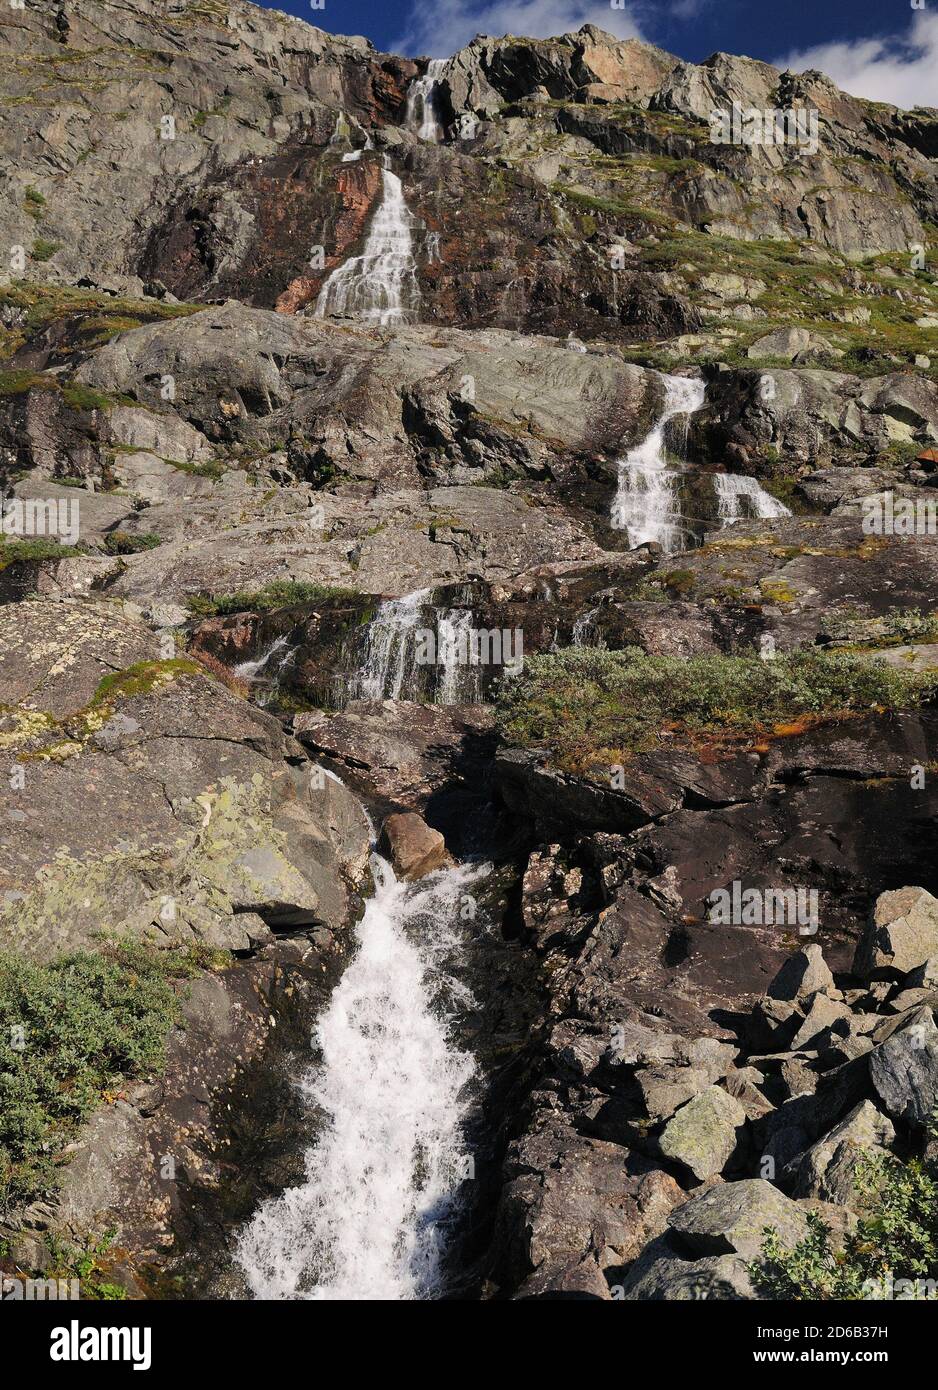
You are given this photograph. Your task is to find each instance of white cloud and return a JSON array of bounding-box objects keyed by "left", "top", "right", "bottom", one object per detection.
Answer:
[
  {"left": 776, "top": 11, "right": 938, "bottom": 111},
  {"left": 394, "top": 0, "right": 644, "bottom": 59}
]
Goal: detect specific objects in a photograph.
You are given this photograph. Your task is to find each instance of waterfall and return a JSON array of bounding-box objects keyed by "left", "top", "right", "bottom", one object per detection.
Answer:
[
  {"left": 572, "top": 607, "right": 603, "bottom": 647},
  {"left": 405, "top": 59, "right": 447, "bottom": 141},
  {"left": 314, "top": 169, "right": 421, "bottom": 327},
  {"left": 233, "top": 634, "right": 294, "bottom": 706},
  {"left": 328, "top": 112, "right": 351, "bottom": 147},
  {"left": 342, "top": 129, "right": 374, "bottom": 163},
  {"left": 236, "top": 855, "right": 479, "bottom": 1300},
  {"left": 346, "top": 594, "right": 486, "bottom": 705},
  {"left": 348, "top": 590, "right": 429, "bottom": 701},
  {"left": 713, "top": 472, "right": 790, "bottom": 522},
  {"left": 611, "top": 374, "right": 705, "bottom": 552},
  {"left": 437, "top": 609, "right": 481, "bottom": 704}
]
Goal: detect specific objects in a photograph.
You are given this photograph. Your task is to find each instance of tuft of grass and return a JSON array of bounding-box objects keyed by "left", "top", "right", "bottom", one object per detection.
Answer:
[
  {"left": 90, "top": 658, "right": 203, "bottom": 709},
  {"left": 101, "top": 531, "right": 162, "bottom": 555},
  {"left": 0, "top": 537, "right": 87, "bottom": 571},
  {"left": 186, "top": 579, "right": 360, "bottom": 616},
  {"left": 60, "top": 382, "right": 113, "bottom": 412},
  {"left": 30, "top": 238, "right": 60, "bottom": 263},
  {"left": 496, "top": 645, "right": 938, "bottom": 770}
]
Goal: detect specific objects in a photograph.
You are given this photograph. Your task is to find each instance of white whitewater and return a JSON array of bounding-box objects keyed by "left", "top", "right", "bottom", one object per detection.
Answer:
[
  {"left": 233, "top": 634, "right": 293, "bottom": 705},
  {"left": 405, "top": 59, "right": 447, "bottom": 141},
  {"left": 437, "top": 609, "right": 480, "bottom": 704},
  {"left": 236, "top": 856, "right": 478, "bottom": 1300},
  {"left": 341, "top": 128, "right": 374, "bottom": 163},
  {"left": 314, "top": 168, "right": 421, "bottom": 327},
  {"left": 572, "top": 606, "right": 603, "bottom": 647},
  {"left": 713, "top": 472, "right": 790, "bottom": 522},
  {"left": 349, "top": 589, "right": 429, "bottom": 700},
  {"left": 612, "top": 374, "right": 705, "bottom": 551}
]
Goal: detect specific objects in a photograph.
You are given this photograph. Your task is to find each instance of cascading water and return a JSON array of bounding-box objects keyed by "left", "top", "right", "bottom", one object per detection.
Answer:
[
  {"left": 572, "top": 607, "right": 603, "bottom": 647},
  {"left": 713, "top": 472, "right": 790, "bottom": 522},
  {"left": 612, "top": 374, "right": 706, "bottom": 551},
  {"left": 405, "top": 58, "right": 447, "bottom": 141},
  {"left": 236, "top": 855, "right": 480, "bottom": 1300},
  {"left": 437, "top": 609, "right": 481, "bottom": 704},
  {"left": 346, "top": 592, "right": 485, "bottom": 705},
  {"left": 314, "top": 168, "right": 421, "bottom": 327},
  {"left": 233, "top": 634, "right": 294, "bottom": 706},
  {"left": 348, "top": 590, "right": 429, "bottom": 700}
]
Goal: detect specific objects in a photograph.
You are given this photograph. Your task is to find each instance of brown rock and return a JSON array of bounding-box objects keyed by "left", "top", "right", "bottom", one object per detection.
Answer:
[{"left": 379, "top": 811, "right": 447, "bottom": 880}]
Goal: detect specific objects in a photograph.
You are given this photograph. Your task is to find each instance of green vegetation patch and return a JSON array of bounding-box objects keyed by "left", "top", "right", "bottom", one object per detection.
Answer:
[
  {"left": 752, "top": 1112, "right": 938, "bottom": 1299},
  {"left": 0, "top": 537, "right": 87, "bottom": 571},
  {"left": 187, "top": 579, "right": 361, "bottom": 616},
  {"left": 30, "top": 238, "right": 59, "bottom": 263},
  {"left": 102, "top": 530, "right": 162, "bottom": 555},
  {"left": 90, "top": 658, "right": 203, "bottom": 710},
  {"left": 496, "top": 645, "right": 938, "bottom": 769},
  {"left": 0, "top": 942, "right": 186, "bottom": 1211},
  {"left": 0, "top": 282, "right": 199, "bottom": 364}
]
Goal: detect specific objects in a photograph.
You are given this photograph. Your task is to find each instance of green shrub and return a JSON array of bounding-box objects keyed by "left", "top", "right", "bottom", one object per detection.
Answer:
[
  {"left": 187, "top": 579, "right": 360, "bottom": 616},
  {"left": 23, "top": 187, "right": 45, "bottom": 221},
  {"left": 102, "top": 530, "right": 162, "bottom": 554},
  {"left": 0, "top": 944, "right": 184, "bottom": 1211},
  {"left": 752, "top": 1117, "right": 938, "bottom": 1300},
  {"left": 496, "top": 645, "right": 938, "bottom": 769},
  {"left": 30, "top": 238, "right": 60, "bottom": 263},
  {"left": 0, "top": 537, "right": 87, "bottom": 571}
]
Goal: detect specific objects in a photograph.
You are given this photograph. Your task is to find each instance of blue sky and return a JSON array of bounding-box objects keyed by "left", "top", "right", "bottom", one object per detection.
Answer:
[{"left": 260, "top": 0, "right": 938, "bottom": 107}]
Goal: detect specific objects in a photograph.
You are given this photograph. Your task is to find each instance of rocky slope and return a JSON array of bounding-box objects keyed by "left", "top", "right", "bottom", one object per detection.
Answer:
[{"left": 0, "top": 0, "right": 937, "bottom": 1301}]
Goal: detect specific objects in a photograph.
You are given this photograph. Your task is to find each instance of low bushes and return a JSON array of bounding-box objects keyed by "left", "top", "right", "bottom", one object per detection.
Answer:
[
  {"left": 496, "top": 645, "right": 938, "bottom": 769},
  {"left": 752, "top": 1116, "right": 938, "bottom": 1299},
  {"left": 0, "top": 943, "right": 189, "bottom": 1211},
  {"left": 187, "top": 579, "right": 360, "bottom": 616}
]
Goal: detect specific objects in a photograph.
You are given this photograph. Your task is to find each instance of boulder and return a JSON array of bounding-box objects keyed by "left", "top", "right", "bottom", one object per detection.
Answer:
[
  {"left": 788, "top": 1100, "right": 895, "bottom": 1205},
  {"left": 767, "top": 945, "right": 835, "bottom": 1002},
  {"left": 658, "top": 1086, "right": 747, "bottom": 1181},
  {"left": 869, "top": 1006, "right": 938, "bottom": 1128},
  {"left": 378, "top": 812, "right": 447, "bottom": 881},
  {"left": 635, "top": 1066, "right": 711, "bottom": 1122},
  {"left": 854, "top": 888, "right": 938, "bottom": 981},
  {"left": 907, "top": 956, "right": 938, "bottom": 991},
  {"left": 667, "top": 1179, "right": 808, "bottom": 1260},
  {"left": 789, "top": 994, "right": 851, "bottom": 1052},
  {"left": 499, "top": 1119, "right": 686, "bottom": 1296},
  {"left": 746, "top": 328, "right": 838, "bottom": 362},
  {"left": 618, "top": 1232, "right": 756, "bottom": 1301},
  {"left": 0, "top": 598, "right": 371, "bottom": 958}
]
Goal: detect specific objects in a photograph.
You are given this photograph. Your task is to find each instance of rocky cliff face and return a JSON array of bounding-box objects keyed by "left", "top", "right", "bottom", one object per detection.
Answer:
[{"left": 1, "top": 0, "right": 938, "bottom": 1303}]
